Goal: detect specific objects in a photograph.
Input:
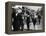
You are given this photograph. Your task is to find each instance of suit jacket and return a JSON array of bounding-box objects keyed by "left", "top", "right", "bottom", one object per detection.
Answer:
[{"left": 26, "top": 17, "right": 30, "bottom": 23}]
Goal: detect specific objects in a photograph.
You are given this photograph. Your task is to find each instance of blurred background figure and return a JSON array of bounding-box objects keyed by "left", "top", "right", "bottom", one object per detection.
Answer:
[
  {"left": 36, "top": 9, "right": 42, "bottom": 24},
  {"left": 37, "top": 12, "right": 41, "bottom": 24}
]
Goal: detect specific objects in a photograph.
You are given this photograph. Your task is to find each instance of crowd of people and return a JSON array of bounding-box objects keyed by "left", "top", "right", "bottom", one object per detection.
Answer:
[{"left": 11, "top": 7, "right": 42, "bottom": 31}]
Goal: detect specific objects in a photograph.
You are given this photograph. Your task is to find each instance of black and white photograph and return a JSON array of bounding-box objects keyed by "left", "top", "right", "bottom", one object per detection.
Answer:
[
  {"left": 5, "top": 2, "right": 45, "bottom": 34},
  {"left": 11, "top": 5, "right": 43, "bottom": 31}
]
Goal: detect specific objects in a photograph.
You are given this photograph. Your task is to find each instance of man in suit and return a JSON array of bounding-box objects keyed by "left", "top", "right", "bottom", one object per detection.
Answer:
[
  {"left": 26, "top": 10, "right": 30, "bottom": 30},
  {"left": 17, "top": 12, "right": 24, "bottom": 31},
  {"left": 12, "top": 8, "right": 19, "bottom": 31}
]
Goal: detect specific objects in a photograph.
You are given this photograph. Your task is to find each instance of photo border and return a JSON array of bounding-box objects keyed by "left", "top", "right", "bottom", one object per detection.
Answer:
[{"left": 5, "top": 1, "right": 45, "bottom": 34}]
